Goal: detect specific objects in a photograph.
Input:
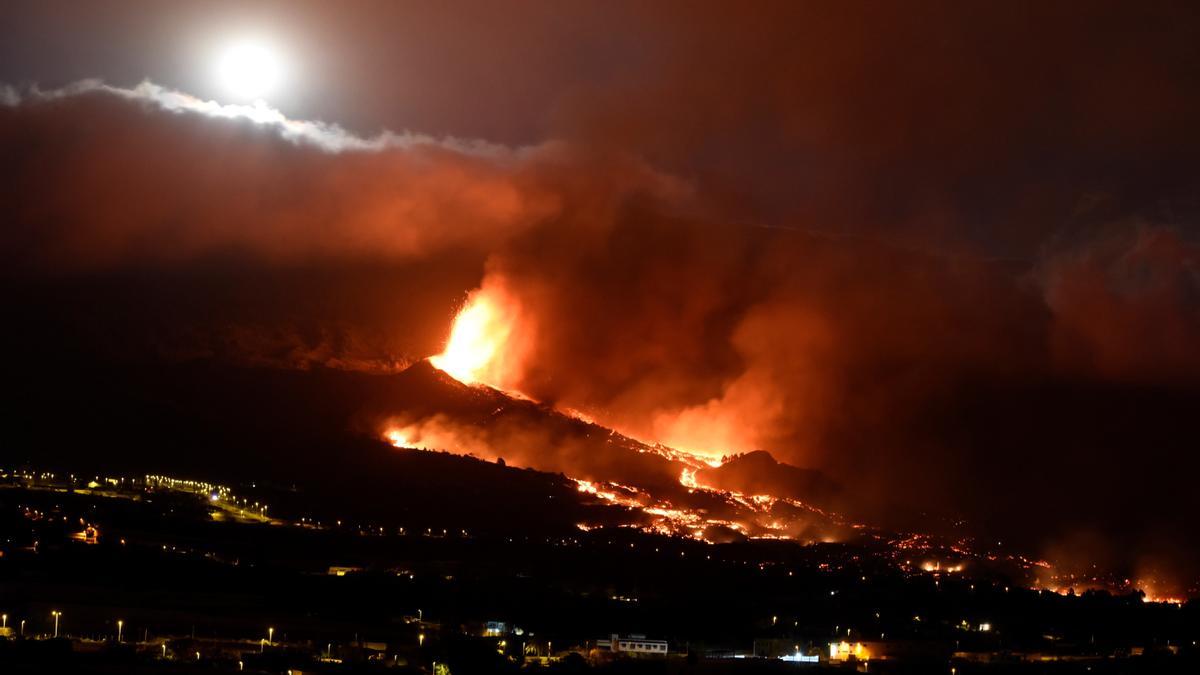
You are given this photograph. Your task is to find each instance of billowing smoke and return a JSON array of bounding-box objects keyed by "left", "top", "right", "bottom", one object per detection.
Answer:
[
  {"left": 0, "top": 80, "right": 686, "bottom": 368},
  {"left": 1, "top": 81, "right": 572, "bottom": 272}
]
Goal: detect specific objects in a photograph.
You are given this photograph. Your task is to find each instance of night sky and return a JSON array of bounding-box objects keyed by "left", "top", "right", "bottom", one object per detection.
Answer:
[{"left": 2, "top": 1, "right": 1199, "bottom": 590}]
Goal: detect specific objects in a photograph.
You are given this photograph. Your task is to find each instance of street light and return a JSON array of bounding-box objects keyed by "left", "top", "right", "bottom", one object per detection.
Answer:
[
  {"left": 117, "top": 619, "right": 124, "bottom": 642},
  {"left": 268, "top": 626, "right": 275, "bottom": 645},
  {"left": 51, "top": 611, "right": 61, "bottom": 638},
  {"left": 20, "top": 619, "right": 25, "bottom": 636},
  {"left": 2, "top": 613, "right": 6, "bottom": 629},
  {"left": 418, "top": 633, "right": 425, "bottom": 647}
]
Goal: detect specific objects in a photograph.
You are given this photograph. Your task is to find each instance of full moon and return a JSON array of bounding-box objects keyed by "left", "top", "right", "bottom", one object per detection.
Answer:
[{"left": 215, "top": 39, "right": 285, "bottom": 101}]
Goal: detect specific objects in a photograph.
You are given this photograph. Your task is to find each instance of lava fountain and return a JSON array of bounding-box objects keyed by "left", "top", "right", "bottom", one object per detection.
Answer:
[{"left": 430, "top": 277, "right": 528, "bottom": 388}]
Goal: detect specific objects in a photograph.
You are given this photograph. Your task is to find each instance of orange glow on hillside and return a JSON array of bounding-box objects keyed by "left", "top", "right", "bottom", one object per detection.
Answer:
[
  {"left": 384, "top": 428, "right": 411, "bottom": 448},
  {"left": 648, "top": 414, "right": 749, "bottom": 462},
  {"left": 430, "top": 278, "right": 527, "bottom": 387},
  {"left": 427, "top": 279, "right": 755, "bottom": 467},
  {"left": 1141, "top": 594, "right": 1184, "bottom": 605}
]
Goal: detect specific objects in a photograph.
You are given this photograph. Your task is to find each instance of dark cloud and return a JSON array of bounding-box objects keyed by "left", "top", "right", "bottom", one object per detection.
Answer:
[{"left": 1040, "top": 223, "right": 1200, "bottom": 381}]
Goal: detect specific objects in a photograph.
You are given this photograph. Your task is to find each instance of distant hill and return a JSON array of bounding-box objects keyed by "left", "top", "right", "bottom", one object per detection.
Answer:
[{"left": 696, "top": 450, "right": 842, "bottom": 510}]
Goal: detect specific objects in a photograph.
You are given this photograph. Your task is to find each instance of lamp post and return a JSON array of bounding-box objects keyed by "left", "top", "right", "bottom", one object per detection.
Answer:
[
  {"left": 20, "top": 619, "right": 25, "bottom": 636},
  {"left": 117, "top": 619, "right": 123, "bottom": 642},
  {"left": 418, "top": 633, "right": 425, "bottom": 647},
  {"left": 268, "top": 626, "right": 275, "bottom": 645},
  {"left": 2, "top": 613, "right": 7, "bottom": 629},
  {"left": 51, "top": 611, "right": 61, "bottom": 638}
]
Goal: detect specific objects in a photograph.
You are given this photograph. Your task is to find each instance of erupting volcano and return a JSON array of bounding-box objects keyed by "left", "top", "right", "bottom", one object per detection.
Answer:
[
  {"left": 378, "top": 351, "right": 1156, "bottom": 597},
  {"left": 382, "top": 279, "right": 1199, "bottom": 603},
  {"left": 388, "top": 293, "right": 853, "bottom": 543},
  {"left": 427, "top": 276, "right": 746, "bottom": 467}
]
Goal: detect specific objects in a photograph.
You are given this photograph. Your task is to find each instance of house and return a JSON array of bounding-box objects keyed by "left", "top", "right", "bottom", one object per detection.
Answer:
[{"left": 599, "top": 634, "right": 668, "bottom": 656}]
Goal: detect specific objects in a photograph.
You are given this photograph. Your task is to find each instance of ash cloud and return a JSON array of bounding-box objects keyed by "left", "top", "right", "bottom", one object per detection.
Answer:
[
  {"left": 0, "top": 81, "right": 562, "bottom": 272},
  {"left": 1039, "top": 223, "right": 1200, "bottom": 382},
  {"left": 0, "top": 79, "right": 685, "bottom": 365}
]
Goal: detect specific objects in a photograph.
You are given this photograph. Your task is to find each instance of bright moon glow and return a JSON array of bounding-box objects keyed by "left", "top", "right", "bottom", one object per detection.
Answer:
[{"left": 215, "top": 39, "right": 284, "bottom": 101}]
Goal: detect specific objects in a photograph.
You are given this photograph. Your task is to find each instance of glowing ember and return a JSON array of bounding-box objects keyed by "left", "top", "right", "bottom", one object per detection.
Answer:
[
  {"left": 1142, "top": 594, "right": 1185, "bottom": 605},
  {"left": 1137, "top": 578, "right": 1186, "bottom": 605}
]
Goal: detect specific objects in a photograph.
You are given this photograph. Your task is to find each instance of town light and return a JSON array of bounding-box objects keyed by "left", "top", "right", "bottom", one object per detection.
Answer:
[
  {"left": 51, "top": 610, "right": 61, "bottom": 638},
  {"left": 117, "top": 619, "right": 123, "bottom": 642}
]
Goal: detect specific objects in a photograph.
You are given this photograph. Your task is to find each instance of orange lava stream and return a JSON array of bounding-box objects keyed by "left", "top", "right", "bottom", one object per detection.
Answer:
[{"left": 414, "top": 281, "right": 1196, "bottom": 600}]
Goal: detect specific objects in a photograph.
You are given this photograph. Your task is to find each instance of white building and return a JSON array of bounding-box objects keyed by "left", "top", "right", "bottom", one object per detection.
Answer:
[{"left": 601, "top": 634, "right": 668, "bottom": 655}]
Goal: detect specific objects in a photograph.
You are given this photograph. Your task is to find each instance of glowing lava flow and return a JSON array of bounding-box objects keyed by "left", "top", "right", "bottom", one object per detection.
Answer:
[{"left": 382, "top": 426, "right": 1185, "bottom": 598}]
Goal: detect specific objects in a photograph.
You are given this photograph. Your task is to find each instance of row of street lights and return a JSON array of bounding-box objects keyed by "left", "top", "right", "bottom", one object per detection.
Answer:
[
  {"left": 2, "top": 614, "right": 25, "bottom": 637},
  {"left": 1, "top": 611, "right": 128, "bottom": 641},
  {"left": 3, "top": 614, "right": 431, "bottom": 654},
  {"left": 1, "top": 612, "right": 51, "bottom": 638}
]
